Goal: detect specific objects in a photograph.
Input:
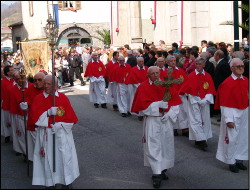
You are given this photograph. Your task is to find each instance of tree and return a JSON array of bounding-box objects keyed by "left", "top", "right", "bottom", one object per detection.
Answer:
[
  {"left": 220, "top": 3, "right": 249, "bottom": 32},
  {"left": 91, "top": 29, "right": 111, "bottom": 46}
]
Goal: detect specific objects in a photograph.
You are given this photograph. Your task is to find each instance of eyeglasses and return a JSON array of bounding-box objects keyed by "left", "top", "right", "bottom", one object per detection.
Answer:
[
  {"left": 232, "top": 65, "right": 245, "bottom": 69},
  {"left": 119, "top": 60, "right": 125, "bottom": 62},
  {"left": 34, "top": 78, "right": 43, "bottom": 82}
]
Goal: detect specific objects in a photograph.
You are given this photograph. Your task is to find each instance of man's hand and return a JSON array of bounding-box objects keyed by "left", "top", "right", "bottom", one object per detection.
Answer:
[
  {"left": 226, "top": 122, "right": 235, "bottom": 128},
  {"left": 157, "top": 101, "right": 168, "bottom": 109},
  {"left": 47, "top": 107, "right": 58, "bottom": 116},
  {"left": 19, "top": 102, "right": 28, "bottom": 111},
  {"left": 198, "top": 99, "right": 207, "bottom": 106},
  {"left": 51, "top": 123, "right": 62, "bottom": 134}
]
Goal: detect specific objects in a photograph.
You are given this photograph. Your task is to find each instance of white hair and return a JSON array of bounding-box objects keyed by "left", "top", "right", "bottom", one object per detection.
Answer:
[
  {"left": 137, "top": 57, "right": 144, "bottom": 62},
  {"left": 233, "top": 51, "right": 245, "bottom": 61},
  {"left": 166, "top": 55, "right": 175, "bottom": 61},
  {"left": 230, "top": 58, "right": 243, "bottom": 68},
  {"left": 147, "top": 66, "right": 159, "bottom": 74}
]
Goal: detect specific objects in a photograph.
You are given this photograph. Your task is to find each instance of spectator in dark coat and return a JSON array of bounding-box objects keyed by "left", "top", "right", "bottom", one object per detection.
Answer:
[
  {"left": 214, "top": 50, "right": 231, "bottom": 90},
  {"left": 145, "top": 50, "right": 157, "bottom": 67}
]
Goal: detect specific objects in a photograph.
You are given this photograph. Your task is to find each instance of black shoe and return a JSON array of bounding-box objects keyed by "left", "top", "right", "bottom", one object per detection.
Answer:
[
  {"left": 152, "top": 175, "right": 162, "bottom": 188},
  {"left": 69, "top": 84, "right": 74, "bottom": 87},
  {"left": 113, "top": 104, "right": 118, "bottom": 111},
  {"left": 236, "top": 163, "right": 247, "bottom": 170},
  {"left": 217, "top": 118, "right": 221, "bottom": 122},
  {"left": 62, "top": 184, "right": 73, "bottom": 189},
  {"left": 94, "top": 103, "right": 99, "bottom": 108},
  {"left": 196, "top": 140, "right": 207, "bottom": 151},
  {"left": 138, "top": 116, "right": 143, "bottom": 121},
  {"left": 81, "top": 82, "right": 86, "bottom": 86},
  {"left": 182, "top": 132, "right": 189, "bottom": 137},
  {"left": 229, "top": 164, "right": 239, "bottom": 173},
  {"left": 127, "top": 112, "right": 132, "bottom": 116},
  {"left": 101, "top": 103, "right": 107, "bottom": 109},
  {"left": 4, "top": 136, "right": 10, "bottom": 143},
  {"left": 16, "top": 152, "right": 22, "bottom": 156},
  {"left": 174, "top": 129, "right": 178, "bottom": 136},
  {"left": 121, "top": 113, "right": 127, "bottom": 117},
  {"left": 161, "top": 169, "right": 169, "bottom": 180}
]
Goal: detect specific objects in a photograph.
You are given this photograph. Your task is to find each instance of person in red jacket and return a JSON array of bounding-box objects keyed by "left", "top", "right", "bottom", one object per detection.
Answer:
[
  {"left": 125, "top": 57, "right": 148, "bottom": 118},
  {"left": 28, "top": 75, "right": 79, "bottom": 188},
  {"left": 110, "top": 55, "right": 132, "bottom": 117},
  {"left": 19, "top": 72, "right": 45, "bottom": 161},
  {"left": 215, "top": 58, "right": 248, "bottom": 173},
  {"left": 105, "top": 51, "right": 119, "bottom": 111},
  {"left": 179, "top": 57, "right": 216, "bottom": 151},
  {"left": 84, "top": 52, "right": 107, "bottom": 108},
  {"left": 1, "top": 65, "right": 14, "bottom": 143}
]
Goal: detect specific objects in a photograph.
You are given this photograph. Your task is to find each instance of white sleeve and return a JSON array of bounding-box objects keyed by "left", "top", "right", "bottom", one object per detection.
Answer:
[
  {"left": 188, "top": 94, "right": 201, "bottom": 104},
  {"left": 201, "top": 94, "right": 214, "bottom": 104},
  {"left": 141, "top": 102, "right": 160, "bottom": 116},
  {"left": 221, "top": 106, "right": 234, "bottom": 123},
  {"left": 167, "top": 105, "right": 179, "bottom": 123},
  {"left": 35, "top": 111, "right": 49, "bottom": 127}
]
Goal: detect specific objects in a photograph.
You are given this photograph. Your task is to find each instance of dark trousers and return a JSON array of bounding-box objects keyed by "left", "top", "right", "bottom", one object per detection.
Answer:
[{"left": 69, "top": 67, "right": 83, "bottom": 85}]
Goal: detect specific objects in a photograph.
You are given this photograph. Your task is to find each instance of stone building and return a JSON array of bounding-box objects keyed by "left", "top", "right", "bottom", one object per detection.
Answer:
[
  {"left": 111, "top": 1, "right": 244, "bottom": 49},
  {"left": 11, "top": 1, "right": 111, "bottom": 49}
]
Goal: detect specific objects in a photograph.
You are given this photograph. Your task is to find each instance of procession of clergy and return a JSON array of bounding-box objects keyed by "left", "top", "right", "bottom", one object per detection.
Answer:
[{"left": 1, "top": 49, "right": 248, "bottom": 188}]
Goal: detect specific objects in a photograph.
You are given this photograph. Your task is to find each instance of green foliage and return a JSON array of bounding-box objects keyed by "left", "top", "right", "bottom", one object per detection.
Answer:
[
  {"left": 219, "top": 3, "right": 249, "bottom": 32},
  {"left": 91, "top": 29, "right": 111, "bottom": 45}
]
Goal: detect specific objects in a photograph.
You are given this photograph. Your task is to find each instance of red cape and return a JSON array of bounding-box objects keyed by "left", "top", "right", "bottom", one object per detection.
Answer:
[
  {"left": 179, "top": 71, "right": 216, "bottom": 98},
  {"left": 159, "top": 68, "right": 168, "bottom": 80},
  {"left": 9, "top": 82, "right": 33, "bottom": 116},
  {"left": 84, "top": 60, "right": 106, "bottom": 78},
  {"left": 1, "top": 77, "right": 14, "bottom": 110},
  {"left": 125, "top": 66, "right": 148, "bottom": 84},
  {"left": 26, "top": 85, "right": 44, "bottom": 131},
  {"left": 29, "top": 92, "right": 78, "bottom": 129},
  {"left": 165, "top": 67, "right": 188, "bottom": 92},
  {"left": 214, "top": 76, "right": 249, "bottom": 110},
  {"left": 104, "top": 60, "right": 119, "bottom": 79},
  {"left": 109, "top": 64, "right": 132, "bottom": 83},
  {"left": 131, "top": 79, "right": 182, "bottom": 113}
]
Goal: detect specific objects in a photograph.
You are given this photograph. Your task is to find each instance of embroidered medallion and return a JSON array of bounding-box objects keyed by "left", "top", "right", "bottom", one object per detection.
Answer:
[
  {"left": 56, "top": 106, "right": 65, "bottom": 117},
  {"left": 40, "top": 147, "right": 45, "bottom": 157},
  {"left": 126, "top": 73, "right": 129, "bottom": 77},
  {"left": 203, "top": 82, "right": 209, "bottom": 90},
  {"left": 98, "top": 67, "right": 102, "bottom": 71}
]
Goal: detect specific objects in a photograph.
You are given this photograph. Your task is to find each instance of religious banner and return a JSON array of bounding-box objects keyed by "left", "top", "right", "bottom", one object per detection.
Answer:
[{"left": 20, "top": 41, "right": 50, "bottom": 77}]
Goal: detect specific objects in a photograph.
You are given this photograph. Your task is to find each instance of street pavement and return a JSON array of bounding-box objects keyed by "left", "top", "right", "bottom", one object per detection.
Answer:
[{"left": 1, "top": 80, "right": 249, "bottom": 189}]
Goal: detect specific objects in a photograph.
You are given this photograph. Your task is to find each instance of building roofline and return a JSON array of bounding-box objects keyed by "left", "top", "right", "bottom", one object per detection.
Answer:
[{"left": 8, "top": 21, "right": 23, "bottom": 27}]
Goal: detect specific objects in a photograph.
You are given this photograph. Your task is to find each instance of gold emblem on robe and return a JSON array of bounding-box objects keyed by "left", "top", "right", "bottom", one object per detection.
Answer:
[
  {"left": 98, "top": 67, "right": 102, "bottom": 71},
  {"left": 56, "top": 106, "right": 65, "bottom": 117},
  {"left": 126, "top": 73, "right": 129, "bottom": 77},
  {"left": 203, "top": 82, "right": 209, "bottom": 90}
]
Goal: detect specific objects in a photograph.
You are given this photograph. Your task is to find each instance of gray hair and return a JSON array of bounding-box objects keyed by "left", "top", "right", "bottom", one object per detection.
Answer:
[
  {"left": 147, "top": 66, "right": 159, "bottom": 74},
  {"left": 166, "top": 55, "right": 176, "bottom": 61},
  {"left": 137, "top": 57, "right": 144, "bottom": 62},
  {"left": 195, "top": 57, "right": 206, "bottom": 64},
  {"left": 206, "top": 47, "right": 216, "bottom": 56},
  {"left": 34, "top": 72, "right": 45, "bottom": 79},
  {"left": 45, "top": 74, "right": 58, "bottom": 84},
  {"left": 157, "top": 57, "right": 165, "bottom": 62},
  {"left": 214, "top": 50, "right": 224, "bottom": 59},
  {"left": 199, "top": 52, "right": 208, "bottom": 60},
  {"left": 127, "top": 50, "right": 132, "bottom": 55},
  {"left": 230, "top": 58, "right": 243, "bottom": 68},
  {"left": 233, "top": 51, "right": 245, "bottom": 60}
]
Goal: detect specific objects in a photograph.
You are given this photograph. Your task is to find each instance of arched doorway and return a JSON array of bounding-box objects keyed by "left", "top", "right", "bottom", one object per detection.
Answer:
[{"left": 57, "top": 27, "right": 92, "bottom": 48}]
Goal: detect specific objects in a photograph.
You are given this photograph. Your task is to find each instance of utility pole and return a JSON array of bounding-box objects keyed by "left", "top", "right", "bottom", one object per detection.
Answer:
[{"left": 233, "top": 1, "right": 239, "bottom": 51}]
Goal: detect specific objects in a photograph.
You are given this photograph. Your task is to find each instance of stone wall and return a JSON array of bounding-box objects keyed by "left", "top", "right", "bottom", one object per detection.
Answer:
[{"left": 59, "top": 22, "right": 110, "bottom": 48}]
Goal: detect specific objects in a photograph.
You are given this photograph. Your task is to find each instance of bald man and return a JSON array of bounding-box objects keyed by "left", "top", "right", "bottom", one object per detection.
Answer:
[
  {"left": 110, "top": 55, "right": 132, "bottom": 117},
  {"left": 29, "top": 75, "right": 80, "bottom": 188},
  {"left": 125, "top": 57, "right": 148, "bottom": 118},
  {"left": 215, "top": 58, "right": 248, "bottom": 173},
  {"left": 131, "top": 66, "right": 181, "bottom": 188},
  {"left": 84, "top": 52, "right": 107, "bottom": 108}
]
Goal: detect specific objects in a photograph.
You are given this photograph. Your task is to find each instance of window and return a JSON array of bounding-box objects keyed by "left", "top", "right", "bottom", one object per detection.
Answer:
[
  {"left": 58, "top": 1, "right": 81, "bottom": 10},
  {"left": 81, "top": 38, "right": 91, "bottom": 44}
]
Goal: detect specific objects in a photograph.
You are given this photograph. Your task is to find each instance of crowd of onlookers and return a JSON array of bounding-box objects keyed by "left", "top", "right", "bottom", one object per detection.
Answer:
[{"left": 1, "top": 39, "right": 249, "bottom": 88}]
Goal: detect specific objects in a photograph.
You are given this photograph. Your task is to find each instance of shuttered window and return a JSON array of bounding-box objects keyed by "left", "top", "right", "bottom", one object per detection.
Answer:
[{"left": 57, "top": 1, "right": 81, "bottom": 10}]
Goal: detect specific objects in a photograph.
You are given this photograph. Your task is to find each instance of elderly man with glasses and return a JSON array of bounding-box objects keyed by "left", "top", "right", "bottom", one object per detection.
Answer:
[
  {"left": 19, "top": 72, "right": 46, "bottom": 161},
  {"left": 215, "top": 58, "right": 248, "bottom": 173}
]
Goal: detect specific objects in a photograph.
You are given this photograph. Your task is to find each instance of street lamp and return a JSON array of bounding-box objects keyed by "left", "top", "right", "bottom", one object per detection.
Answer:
[{"left": 44, "top": 13, "right": 59, "bottom": 173}]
